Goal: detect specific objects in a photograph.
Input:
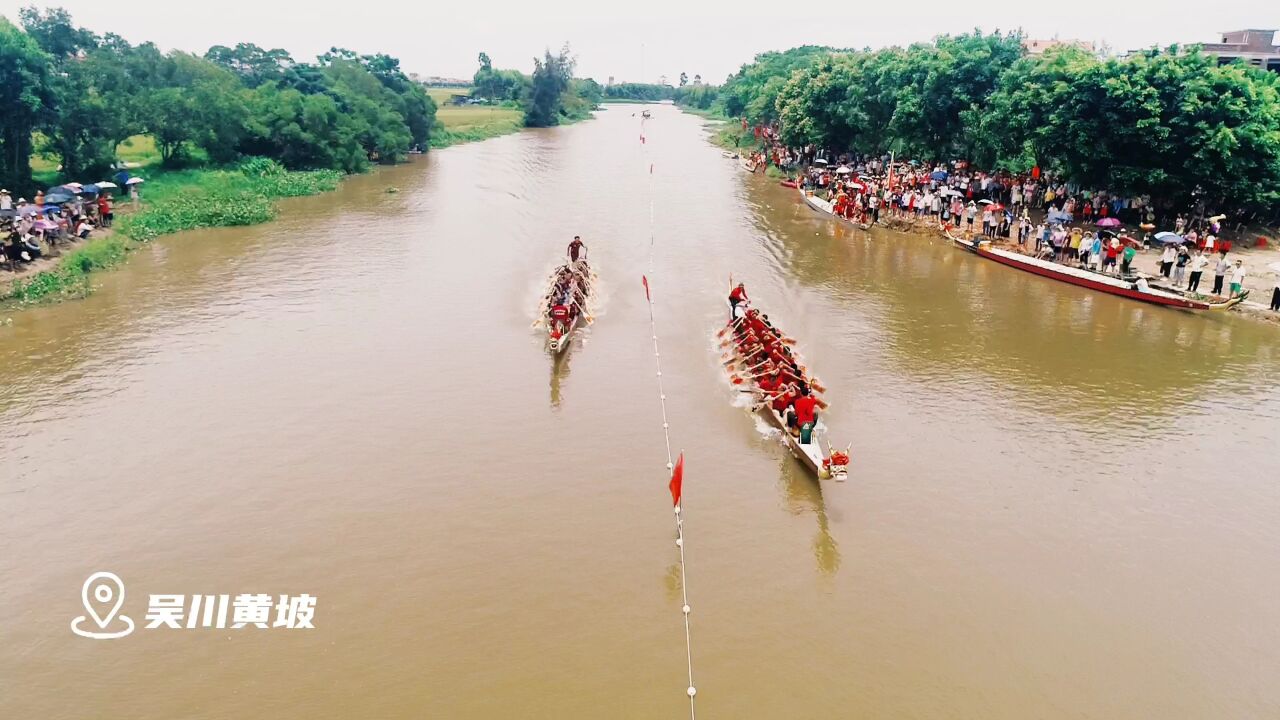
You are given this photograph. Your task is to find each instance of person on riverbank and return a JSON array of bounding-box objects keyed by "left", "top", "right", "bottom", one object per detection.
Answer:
[
  {"left": 1229, "top": 261, "right": 1246, "bottom": 298},
  {"left": 1120, "top": 242, "right": 1135, "bottom": 275},
  {"left": 1271, "top": 276, "right": 1280, "bottom": 312},
  {"left": 1173, "top": 244, "right": 1190, "bottom": 285},
  {"left": 0, "top": 190, "right": 11, "bottom": 212},
  {"left": 97, "top": 195, "right": 113, "bottom": 227},
  {"left": 1159, "top": 244, "right": 1176, "bottom": 277},
  {"left": 1213, "top": 253, "right": 1231, "bottom": 296},
  {"left": 1187, "top": 249, "right": 1208, "bottom": 292}
]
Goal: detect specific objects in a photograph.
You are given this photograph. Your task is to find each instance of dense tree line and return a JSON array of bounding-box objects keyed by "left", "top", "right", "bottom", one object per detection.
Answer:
[
  {"left": 472, "top": 45, "right": 601, "bottom": 128},
  {"left": 0, "top": 7, "right": 435, "bottom": 194},
  {"left": 696, "top": 34, "right": 1280, "bottom": 215}
]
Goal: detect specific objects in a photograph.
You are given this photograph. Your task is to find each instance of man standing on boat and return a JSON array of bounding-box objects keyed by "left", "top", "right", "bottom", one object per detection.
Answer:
[
  {"left": 568, "top": 236, "right": 586, "bottom": 262},
  {"left": 729, "top": 283, "right": 748, "bottom": 315}
]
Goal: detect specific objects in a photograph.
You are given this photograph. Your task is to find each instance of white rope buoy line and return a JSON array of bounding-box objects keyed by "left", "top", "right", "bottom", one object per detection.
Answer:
[{"left": 640, "top": 113, "right": 698, "bottom": 719}]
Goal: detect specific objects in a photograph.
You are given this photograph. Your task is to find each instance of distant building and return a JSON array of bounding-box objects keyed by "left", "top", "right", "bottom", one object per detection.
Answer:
[
  {"left": 1023, "top": 38, "right": 1096, "bottom": 55},
  {"left": 1196, "top": 29, "right": 1280, "bottom": 72}
]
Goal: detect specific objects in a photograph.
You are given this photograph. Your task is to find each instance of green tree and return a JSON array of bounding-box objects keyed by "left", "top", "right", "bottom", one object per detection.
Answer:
[
  {"left": 524, "top": 45, "right": 574, "bottom": 128},
  {"left": 0, "top": 16, "right": 55, "bottom": 193}
]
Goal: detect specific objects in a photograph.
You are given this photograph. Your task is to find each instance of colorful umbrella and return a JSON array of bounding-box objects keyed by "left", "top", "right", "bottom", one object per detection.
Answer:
[
  {"left": 125, "top": 177, "right": 146, "bottom": 185},
  {"left": 1096, "top": 218, "right": 1122, "bottom": 228},
  {"left": 1154, "top": 231, "right": 1185, "bottom": 244}
]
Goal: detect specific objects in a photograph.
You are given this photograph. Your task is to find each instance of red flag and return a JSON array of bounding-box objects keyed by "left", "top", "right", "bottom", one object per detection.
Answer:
[
  {"left": 669, "top": 453, "right": 684, "bottom": 507},
  {"left": 642, "top": 275, "right": 650, "bottom": 301}
]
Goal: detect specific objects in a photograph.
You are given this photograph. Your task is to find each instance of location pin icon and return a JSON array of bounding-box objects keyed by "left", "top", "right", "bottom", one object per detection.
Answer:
[{"left": 82, "top": 572, "right": 126, "bottom": 629}]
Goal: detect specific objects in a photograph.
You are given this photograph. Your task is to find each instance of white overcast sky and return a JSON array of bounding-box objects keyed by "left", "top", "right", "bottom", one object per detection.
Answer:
[{"left": 0, "top": 1, "right": 1274, "bottom": 83}]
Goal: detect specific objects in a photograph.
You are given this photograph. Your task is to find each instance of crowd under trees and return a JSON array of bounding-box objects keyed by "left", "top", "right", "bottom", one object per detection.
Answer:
[
  {"left": 698, "top": 33, "right": 1280, "bottom": 218},
  {"left": 0, "top": 7, "right": 436, "bottom": 195}
]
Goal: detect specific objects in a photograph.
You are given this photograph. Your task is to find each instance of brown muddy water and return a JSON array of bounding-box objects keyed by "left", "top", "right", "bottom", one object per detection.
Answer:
[{"left": 3, "top": 103, "right": 1280, "bottom": 719}]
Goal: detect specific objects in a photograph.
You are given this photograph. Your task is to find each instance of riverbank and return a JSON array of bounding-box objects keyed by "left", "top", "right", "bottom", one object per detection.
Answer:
[{"left": 2, "top": 158, "right": 341, "bottom": 307}]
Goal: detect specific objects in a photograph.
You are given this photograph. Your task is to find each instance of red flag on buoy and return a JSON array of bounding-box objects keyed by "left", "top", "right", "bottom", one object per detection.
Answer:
[
  {"left": 642, "top": 275, "right": 650, "bottom": 301},
  {"left": 669, "top": 453, "right": 684, "bottom": 507}
]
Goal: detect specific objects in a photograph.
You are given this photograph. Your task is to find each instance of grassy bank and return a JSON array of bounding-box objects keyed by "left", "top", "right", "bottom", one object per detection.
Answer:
[
  {"left": 430, "top": 106, "right": 526, "bottom": 148},
  {"left": 3, "top": 158, "right": 341, "bottom": 305}
]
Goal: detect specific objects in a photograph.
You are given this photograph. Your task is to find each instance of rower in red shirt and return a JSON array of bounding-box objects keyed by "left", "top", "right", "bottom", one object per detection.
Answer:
[
  {"left": 770, "top": 383, "right": 796, "bottom": 415},
  {"left": 790, "top": 385, "right": 820, "bottom": 444},
  {"left": 550, "top": 303, "right": 571, "bottom": 332}
]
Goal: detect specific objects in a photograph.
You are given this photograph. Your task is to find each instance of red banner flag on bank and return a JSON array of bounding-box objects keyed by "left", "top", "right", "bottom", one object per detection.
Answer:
[
  {"left": 669, "top": 453, "right": 684, "bottom": 507},
  {"left": 642, "top": 275, "right": 650, "bottom": 301}
]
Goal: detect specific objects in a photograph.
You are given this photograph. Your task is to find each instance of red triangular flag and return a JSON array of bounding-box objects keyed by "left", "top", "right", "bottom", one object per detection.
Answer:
[
  {"left": 669, "top": 453, "right": 684, "bottom": 507},
  {"left": 642, "top": 275, "right": 650, "bottom": 301}
]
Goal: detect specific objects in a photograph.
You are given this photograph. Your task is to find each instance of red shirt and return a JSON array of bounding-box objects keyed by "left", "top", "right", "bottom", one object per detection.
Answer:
[
  {"left": 793, "top": 396, "right": 818, "bottom": 424},
  {"left": 729, "top": 286, "right": 747, "bottom": 302},
  {"left": 771, "top": 391, "right": 794, "bottom": 413}
]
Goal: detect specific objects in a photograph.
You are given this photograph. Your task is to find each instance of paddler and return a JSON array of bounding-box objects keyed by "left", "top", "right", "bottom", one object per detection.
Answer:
[
  {"left": 728, "top": 283, "right": 748, "bottom": 315},
  {"left": 568, "top": 235, "right": 586, "bottom": 262},
  {"left": 550, "top": 302, "right": 571, "bottom": 333},
  {"left": 790, "top": 385, "right": 820, "bottom": 444}
]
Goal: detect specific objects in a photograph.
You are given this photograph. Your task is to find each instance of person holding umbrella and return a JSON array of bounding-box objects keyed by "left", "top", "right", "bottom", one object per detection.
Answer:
[{"left": 1188, "top": 248, "right": 1209, "bottom": 293}]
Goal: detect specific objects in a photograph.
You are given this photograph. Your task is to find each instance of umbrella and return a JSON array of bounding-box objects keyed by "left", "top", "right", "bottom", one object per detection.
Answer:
[
  {"left": 845, "top": 179, "right": 868, "bottom": 191},
  {"left": 930, "top": 170, "right": 948, "bottom": 181},
  {"left": 39, "top": 205, "right": 60, "bottom": 215},
  {"left": 80, "top": 184, "right": 100, "bottom": 195},
  {"left": 125, "top": 177, "right": 146, "bottom": 185},
  {"left": 1208, "top": 214, "right": 1227, "bottom": 223},
  {"left": 1096, "top": 218, "right": 1122, "bottom": 228},
  {"left": 941, "top": 188, "right": 963, "bottom": 197},
  {"left": 62, "top": 182, "right": 82, "bottom": 189},
  {"left": 835, "top": 166, "right": 853, "bottom": 175},
  {"left": 33, "top": 219, "right": 58, "bottom": 231},
  {"left": 1154, "top": 231, "right": 1185, "bottom": 244},
  {"left": 43, "top": 193, "right": 73, "bottom": 204},
  {"left": 813, "top": 158, "right": 829, "bottom": 165},
  {"left": 95, "top": 181, "right": 118, "bottom": 189}
]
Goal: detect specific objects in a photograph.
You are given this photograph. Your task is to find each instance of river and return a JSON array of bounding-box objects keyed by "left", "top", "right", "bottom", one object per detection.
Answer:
[{"left": 3, "top": 103, "right": 1280, "bottom": 719}]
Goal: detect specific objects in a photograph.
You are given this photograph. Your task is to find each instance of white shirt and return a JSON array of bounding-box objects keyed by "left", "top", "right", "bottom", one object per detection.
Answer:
[
  {"left": 0, "top": 195, "right": 11, "bottom": 210},
  {"left": 1230, "top": 266, "right": 1246, "bottom": 283},
  {"left": 1161, "top": 247, "right": 1176, "bottom": 263},
  {"left": 1190, "top": 255, "right": 1209, "bottom": 272}
]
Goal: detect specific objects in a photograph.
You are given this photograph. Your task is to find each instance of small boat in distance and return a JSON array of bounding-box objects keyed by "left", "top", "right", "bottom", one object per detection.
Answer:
[{"left": 944, "top": 231, "right": 1245, "bottom": 311}]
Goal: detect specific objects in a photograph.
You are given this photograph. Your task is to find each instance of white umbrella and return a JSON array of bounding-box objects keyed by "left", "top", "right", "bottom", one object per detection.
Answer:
[
  {"left": 813, "top": 158, "right": 829, "bottom": 165},
  {"left": 95, "top": 181, "right": 118, "bottom": 189},
  {"left": 978, "top": 199, "right": 994, "bottom": 205},
  {"left": 835, "top": 166, "right": 853, "bottom": 175},
  {"left": 125, "top": 177, "right": 145, "bottom": 185}
]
